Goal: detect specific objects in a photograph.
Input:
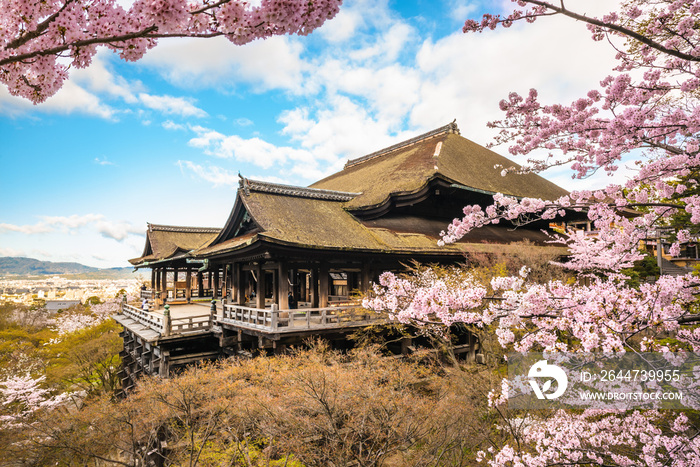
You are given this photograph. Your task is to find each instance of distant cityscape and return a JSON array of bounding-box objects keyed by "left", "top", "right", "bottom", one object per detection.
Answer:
[
  {"left": 0, "top": 276, "right": 145, "bottom": 307},
  {"left": 0, "top": 256, "right": 145, "bottom": 307}
]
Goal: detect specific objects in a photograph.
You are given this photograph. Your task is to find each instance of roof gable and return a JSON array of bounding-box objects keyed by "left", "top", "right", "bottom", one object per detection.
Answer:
[
  {"left": 129, "top": 224, "right": 220, "bottom": 265},
  {"left": 310, "top": 121, "right": 568, "bottom": 212}
]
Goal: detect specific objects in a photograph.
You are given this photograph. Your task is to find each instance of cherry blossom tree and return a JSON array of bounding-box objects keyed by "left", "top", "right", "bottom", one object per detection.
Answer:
[
  {"left": 0, "top": 0, "right": 342, "bottom": 103},
  {"left": 365, "top": 1, "right": 700, "bottom": 465}
]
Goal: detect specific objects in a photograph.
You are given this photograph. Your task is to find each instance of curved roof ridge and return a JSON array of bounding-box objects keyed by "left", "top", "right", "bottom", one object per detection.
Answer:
[
  {"left": 147, "top": 223, "right": 221, "bottom": 233},
  {"left": 344, "top": 120, "right": 460, "bottom": 170},
  {"left": 239, "top": 176, "right": 360, "bottom": 201}
]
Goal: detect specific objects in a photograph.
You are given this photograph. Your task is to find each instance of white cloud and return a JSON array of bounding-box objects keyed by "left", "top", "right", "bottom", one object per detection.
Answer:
[
  {"left": 447, "top": 0, "right": 478, "bottom": 21},
  {"left": 139, "top": 36, "right": 307, "bottom": 93},
  {"left": 0, "top": 214, "right": 141, "bottom": 241},
  {"left": 0, "top": 222, "right": 53, "bottom": 235},
  {"left": 70, "top": 50, "right": 141, "bottom": 104},
  {"left": 0, "top": 247, "right": 26, "bottom": 257},
  {"left": 235, "top": 118, "right": 254, "bottom": 127},
  {"left": 177, "top": 160, "right": 239, "bottom": 187},
  {"left": 187, "top": 125, "right": 317, "bottom": 170},
  {"left": 95, "top": 220, "right": 144, "bottom": 241},
  {"left": 138, "top": 93, "right": 207, "bottom": 118},
  {"left": 0, "top": 79, "right": 117, "bottom": 119},
  {"left": 318, "top": 8, "right": 364, "bottom": 42},
  {"left": 162, "top": 120, "right": 186, "bottom": 131},
  {"left": 94, "top": 156, "right": 116, "bottom": 166}
]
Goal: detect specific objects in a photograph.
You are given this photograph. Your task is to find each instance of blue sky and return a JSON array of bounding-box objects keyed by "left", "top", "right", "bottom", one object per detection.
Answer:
[{"left": 0, "top": 0, "right": 622, "bottom": 268}]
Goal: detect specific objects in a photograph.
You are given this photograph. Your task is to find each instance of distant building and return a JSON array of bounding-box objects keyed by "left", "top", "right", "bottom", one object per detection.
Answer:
[{"left": 45, "top": 300, "right": 80, "bottom": 312}]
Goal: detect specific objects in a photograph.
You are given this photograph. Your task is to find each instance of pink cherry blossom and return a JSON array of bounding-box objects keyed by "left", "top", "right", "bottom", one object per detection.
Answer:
[
  {"left": 369, "top": 1, "right": 700, "bottom": 465},
  {"left": 0, "top": 0, "right": 342, "bottom": 103}
]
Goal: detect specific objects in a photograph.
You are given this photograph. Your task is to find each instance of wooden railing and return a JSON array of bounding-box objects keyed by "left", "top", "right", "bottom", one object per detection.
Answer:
[
  {"left": 221, "top": 304, "right": 382, "bottom": 332},
  {"left": 140, "top": 289, "right": 154, "bottom": 300},
  {"left": 122, "top": 303, "right": 165, "bottom": 333},
  {"left": 170, "top": 314, "right": 213, "bottom": 334},
  {"left": 120, "top": 302, "right": 214, "bottom": 336}
]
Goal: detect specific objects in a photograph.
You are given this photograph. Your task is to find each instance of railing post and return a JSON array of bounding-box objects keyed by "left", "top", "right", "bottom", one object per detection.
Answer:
[
  {"left": 210, "top": 299, "right": 217, "bottom": 325},
  {"left": 121, "top": 294, "right": 126, "bottom": 314},
  {"left": 321, "top": 309, "right": 327, "bottom": 325},
  {"left": 163, "top": 304, "right": 171, "bottom": 337},
  {"left": 306, "top": 309, "right": 311, "bottom": 328},
  {"left": 271, "top": 304, "right": 278, "bottom": 331}
]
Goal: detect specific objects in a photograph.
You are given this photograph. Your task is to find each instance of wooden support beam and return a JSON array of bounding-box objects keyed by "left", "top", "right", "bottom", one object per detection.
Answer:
[
  {"left": 213, "top": 268, "right": 220, "bottom": 299},
  {"left": 158, "top": 350, "right": 170, "bottom": 377},
  {"left": 255, "top": 262, "right": 265, "bottom": 309},
  {"left": 271, "top": 270, "right": 278, "bottom": 305},
  {"left": 236, "top": 264, "right": 244, "bottom": 305},
  {"left": 161, "top": 268, "right": 167, "bottom": 294},
  {"left": 151, "top": 269, "right": 156, "bottom": 289},
  {"left": 278, "top": 262, "right": 289, "bottom": 309},
  {"left": 185, "top": 266, "right": 192, "bottom": 302},
  {"left": 197, "top": 271, "right": 204, "bottom": 297},
  {"left": 319, "top": 262, "right": 329, "bottom": 308},
  {"left": 300, "top": 270, "right": 307, "bottom": 302},
  {"left": 310, "top": 267, "right": 318, "bottom": 308},
  {"left": 361, "top": 262, "right": 371, "bottom": 294},
  {"left": 227, "top": 263, "right": 234, "bottom": 302}
]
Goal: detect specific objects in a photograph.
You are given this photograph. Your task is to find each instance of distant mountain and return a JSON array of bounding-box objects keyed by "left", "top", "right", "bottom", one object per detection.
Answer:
[{"left": 0, "top": 257, "right": 133, "bottom": 278}]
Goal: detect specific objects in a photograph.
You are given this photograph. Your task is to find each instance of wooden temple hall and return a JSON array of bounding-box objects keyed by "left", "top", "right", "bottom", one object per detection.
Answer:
[{"left": 115, "top": 121, "right": 571, "bottom": 385}]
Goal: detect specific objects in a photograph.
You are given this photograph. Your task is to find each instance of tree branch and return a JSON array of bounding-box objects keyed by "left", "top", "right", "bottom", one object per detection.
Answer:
[
  {"left": 6, "top": 0, "right": 75, "bottom": 50},
  {"left": 520, "top": 0, "right": 700, "bottom": 62},
  {"left": 0, "top": 26, "right": 159, "bottom": 67}
]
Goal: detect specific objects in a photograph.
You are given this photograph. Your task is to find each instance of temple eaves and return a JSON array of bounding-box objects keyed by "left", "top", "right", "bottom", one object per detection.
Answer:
[{"left": 238, "top": 175, "right": 360, "bottom": 202}]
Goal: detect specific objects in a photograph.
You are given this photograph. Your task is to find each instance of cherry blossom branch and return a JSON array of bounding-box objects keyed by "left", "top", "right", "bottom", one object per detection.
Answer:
[
  {"left": 0, "top": 27, "right": 159, "bottom": 66},
  {"left": 464, "top": 0, "right": 700, "bottom": 62}
]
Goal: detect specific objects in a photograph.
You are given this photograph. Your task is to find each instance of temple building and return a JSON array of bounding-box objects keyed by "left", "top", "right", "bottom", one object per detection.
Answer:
[
  {"left": 118, "top": 122, "right": 572, "bottom": 383},
  {"left": 130, "top": 121, "right": 568, "bottom": 309}
]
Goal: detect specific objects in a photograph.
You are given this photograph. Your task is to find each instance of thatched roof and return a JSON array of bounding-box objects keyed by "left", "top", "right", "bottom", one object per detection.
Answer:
[
  {"left": 143, "top": 122, "right": 572, "bottom": 262},
  {"left": 311, "top": 122, "right": 568, "bottom": 212},
  {"left": 194, "top": 178, "right": 562, "bottom": 259},
  {"left": 195, "top": 179, "right": 465, "bottom": 257},
  {"left": 129, "top": 224, "right": 220, "bottom": 266}
]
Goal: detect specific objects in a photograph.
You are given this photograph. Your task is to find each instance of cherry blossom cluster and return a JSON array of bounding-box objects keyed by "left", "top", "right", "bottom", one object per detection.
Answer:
[
  {"left": 0, "top": 374, "right": 72, "bottom": 427},
  {"left": 478, "top": 409, "right": 699, "bottom": 467},
  {"left": 52, "top": 297, "right": 122, "bottom": 335},
  {"left": 464, "top": 1, "right": 700, "bottom": 182},
  {"left": 369, "top": 2, "right": 700, "bottom": 465},
  {"left": 1, "top": 0, "right": 342, "bottom": 102},
  {"left": 365, "top": 268, "right": 700, "bottom": 353}
]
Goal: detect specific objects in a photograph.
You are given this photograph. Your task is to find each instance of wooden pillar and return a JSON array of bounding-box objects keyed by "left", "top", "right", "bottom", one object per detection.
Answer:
[
  {"left": 227, "top": 263, "right": 234, "bottom": 301},
  {"left": 173, "top": 267, "right": 178, "bottom": 299},
  {"left": 278, "top": 262, "right": 289, "bottom": 309},
  {"left": 158, "top": 349, "right": 170, "bottom": 377},
  {"left": 235, "top": 264, "right": 244, "bottom": 305},
  {"left": 231, "top": 263, "right": 239, "bottom": 304},
  {"left": 310, "top": 267, "right": 318, "bottom": 308},
  {"left": 255, "top": 263, "right": 265, "bottom": 309},
  {"left": 271, "top": 270, "right": 278, "bottom": 305},
  {"left": 185, "top": 266, "right": 192, "bottom": 302},
  {"left": 161, "top": 268, "right": 167, "bottom": 294},
  {"left": 319, "top": 262, "right": 329, "bottom": 308},
  {"left": 197, "top": 271, "right": 204, "bottom": 298},
  {"left": 361, "top": 262, "right": 371, "bottom": 294},
  {"left": 300, "top": 270, "right": 307, "bottom": 303},
  {"left": 213, "top": 268, "right": 220, "bottom": 299},
  {"left": 151, "top": 269, "right": 156, "bottom": 289}
]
